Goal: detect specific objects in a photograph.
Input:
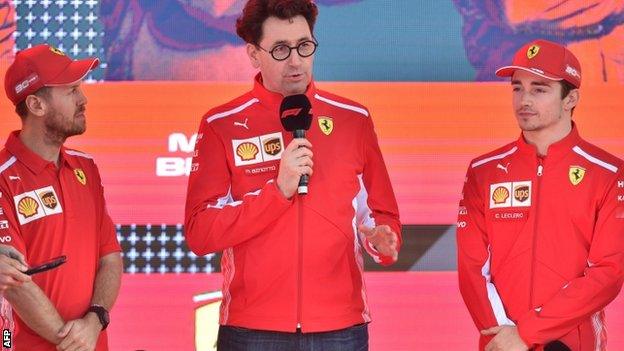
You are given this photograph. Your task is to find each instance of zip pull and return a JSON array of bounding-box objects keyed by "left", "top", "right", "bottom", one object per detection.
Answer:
[{"left": 537, "top": 164, "right": 543, "bottom": 176}]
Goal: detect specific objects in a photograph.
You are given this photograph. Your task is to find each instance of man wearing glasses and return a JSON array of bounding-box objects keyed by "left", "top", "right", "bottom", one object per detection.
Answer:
[{"left": 184, "top": 0, "right": 401, "bottom": 350}]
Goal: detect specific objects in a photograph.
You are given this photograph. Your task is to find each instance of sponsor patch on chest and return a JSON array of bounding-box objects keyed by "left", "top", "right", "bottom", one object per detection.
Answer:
[
  {"left": 13, "top": 186, "right": 63, "bottom": 225},
  {"left": 232, "top": 132, "right": 284, "bottom": 167},
  {"left": 489, "top": 181, "right": 532, "bottom": 209}
]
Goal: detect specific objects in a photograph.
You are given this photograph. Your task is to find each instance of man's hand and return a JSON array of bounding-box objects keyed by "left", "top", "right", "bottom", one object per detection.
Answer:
[
  {"left": 0, "top": 245, "right": 27, "bottom": 265},
  {"left": 0, "top": 246, "right": 30, "bottom": 291},
  {"left": 56, "top": 314, "right": 101, "bottom": 351},
  {"left": 482, "top": 325, "right": 529, "bottom": 351},
  {"left": 277, "top": 138, "right": 313, "bottom": 199},
  {"left": 358, "top": 224, "right": 398, "bottom": 261}
]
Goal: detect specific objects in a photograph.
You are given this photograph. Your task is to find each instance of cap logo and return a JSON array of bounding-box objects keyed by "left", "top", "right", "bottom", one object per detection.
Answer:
[
  {"left": 49, "top": 46, "right": 65, "bottom": 56},
  {"left": 14, "top": 73, "right": 39, "bottom": 94},
  {"left": 565, "top": 65, "right": 581, "bottom": 79},
  {"left": 527, "top": 45, "right": 540, "bottom": 59}
]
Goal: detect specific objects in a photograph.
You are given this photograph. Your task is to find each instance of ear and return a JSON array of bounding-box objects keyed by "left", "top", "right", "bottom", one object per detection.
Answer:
[
  {"left": 24, "top": 94, "right": 48, "bottom": 117},
  {"left": 563, "top": 89, "right": 579, "bottom": 112},
  {"left": 246, "top": 43, "right": 261, "bottom": 69}
]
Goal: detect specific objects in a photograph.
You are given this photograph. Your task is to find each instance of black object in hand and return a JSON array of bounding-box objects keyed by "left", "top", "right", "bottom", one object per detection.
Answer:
[
  {"left": 25, "top": 255, "right": 67, "bottom": 275},
  {"left": 279, "top": 94, "right": 313, "bottom": 195}
]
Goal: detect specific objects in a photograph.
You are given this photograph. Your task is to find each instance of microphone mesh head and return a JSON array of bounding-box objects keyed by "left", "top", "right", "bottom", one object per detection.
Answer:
[{"left": 280, "top": 94, "right": 312, "bottom": 131}]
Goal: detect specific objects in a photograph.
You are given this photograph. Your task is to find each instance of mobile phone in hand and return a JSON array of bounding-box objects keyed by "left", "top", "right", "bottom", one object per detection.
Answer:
[{"left": 25, "top": 256, "right": 67, "bottom": 275}]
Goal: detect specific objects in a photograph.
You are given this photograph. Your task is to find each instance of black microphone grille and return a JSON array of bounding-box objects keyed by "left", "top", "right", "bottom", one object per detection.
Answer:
[{"left": 279, "top": 94, "right": 313, "bottom": 132}]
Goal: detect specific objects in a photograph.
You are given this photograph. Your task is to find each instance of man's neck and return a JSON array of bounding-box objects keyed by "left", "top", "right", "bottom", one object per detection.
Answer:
[
  {"left": 19, "top": 126, "right": 63, "bottom": 166},
  {"left": 522, "top": 121, "right": 572, "bottom": 157}
]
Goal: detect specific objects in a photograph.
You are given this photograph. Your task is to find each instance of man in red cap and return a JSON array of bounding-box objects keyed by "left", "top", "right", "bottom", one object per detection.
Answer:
[
  {"left": 0, "top": 44, "right": 122, "bottom": 351},
  {"left": 457, "top": 39, "right": 624, "bottom": 351}
]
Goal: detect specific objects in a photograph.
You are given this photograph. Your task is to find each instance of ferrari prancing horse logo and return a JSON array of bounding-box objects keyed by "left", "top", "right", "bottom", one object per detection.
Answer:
[
  {"left": 318, "top": 117, "right": 333, "bottom": 135},
  {"left": 569, "top": 166, "right": 586, "bottom": 186},
  {"left": 527, "top": 45, "right": 540, "bottom": 59},
  {"left": 74, "top": 169, "right": 87, "bottom": 185}
]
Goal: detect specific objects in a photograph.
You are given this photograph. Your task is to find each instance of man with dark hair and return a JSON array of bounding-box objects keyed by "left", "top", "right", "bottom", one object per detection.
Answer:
[
  {"left": 185, "top": 0, "right": 401, "bottom": 350},
  {"left": 457, "top": 39, "right": 624, "bottom": 351},
  {"left": 0, "top": 44, "right": 122, "bottom": 351}
]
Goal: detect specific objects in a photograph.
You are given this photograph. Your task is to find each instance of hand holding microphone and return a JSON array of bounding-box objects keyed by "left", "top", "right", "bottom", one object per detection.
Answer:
[
  {"left": 278, "top": 94, "right": 313, "bottom": 197},
  {"left": 277, "top": 138, "right": 313, "bottom": 199}
]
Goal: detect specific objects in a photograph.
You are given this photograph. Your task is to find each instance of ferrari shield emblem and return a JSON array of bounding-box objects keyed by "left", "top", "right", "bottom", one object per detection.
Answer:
[
  {"left": 318, "top": 117, "right": 333, "bottom": 135},
  {"left": 49, "top": 46, "right": 65, "bottom": 56},
  {"left": 74, "top": 169, "right": 87, "bottom": 185},
  {"left": 527, "top": 45, "right": 540, "bottom": 59},
  {"left": 569, "top": 166, "right": 586, "bottom": 186}
]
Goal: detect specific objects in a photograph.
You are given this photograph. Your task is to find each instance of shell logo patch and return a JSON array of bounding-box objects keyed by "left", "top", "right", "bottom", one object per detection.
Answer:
[
  {"left": 236, "top": 142, "right": 259, "bottom": 161},
  {"left": 18, "top": 197, "right": 39, "bottom": 218},
  {"left": 492, "top": 186, "right": 509, "bottom": 205}
]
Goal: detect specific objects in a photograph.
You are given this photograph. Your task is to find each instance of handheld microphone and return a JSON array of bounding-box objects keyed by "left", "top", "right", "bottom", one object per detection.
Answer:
[{"left": 279, "top": 94, "right": 313, "bottom": 195}]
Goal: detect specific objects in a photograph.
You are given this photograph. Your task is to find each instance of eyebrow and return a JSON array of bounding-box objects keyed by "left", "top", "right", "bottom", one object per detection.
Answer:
[
  {"left": 511, "top": 80, "right": 552, "bottom": 87},
  {"left": 270, "top": 36, "right": 312, "bottom": 46}
]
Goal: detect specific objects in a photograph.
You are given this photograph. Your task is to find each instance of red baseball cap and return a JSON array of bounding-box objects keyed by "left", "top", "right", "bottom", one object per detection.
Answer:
[
  {"left": 495, "top": 39, "right": 581, "bottom": 88},
  {"left": 4, "top": 44, "right": 99, "bottom": 105}
]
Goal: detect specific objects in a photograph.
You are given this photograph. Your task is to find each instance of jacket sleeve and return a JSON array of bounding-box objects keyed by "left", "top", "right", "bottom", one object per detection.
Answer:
[
  {"left": 517, "top": 169, "right": 624, "bottom": 346},
  {"left": 457, "top": 165, "right": 515, "bottom": 336},
  {"left": 356, "top": 115, "right": 402, "bottom": 266},
  {"left": 184, "top": 118, "right": 293, "bottom": 255}
]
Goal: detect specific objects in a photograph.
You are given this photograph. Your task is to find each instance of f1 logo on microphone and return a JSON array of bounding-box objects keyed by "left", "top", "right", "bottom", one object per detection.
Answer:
[{"left": 280, "top": 108, "right": 302, "bottom": 119}]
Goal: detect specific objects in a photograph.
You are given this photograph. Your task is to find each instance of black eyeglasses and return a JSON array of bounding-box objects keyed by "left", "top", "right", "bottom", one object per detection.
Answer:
[{"left": 258, "top": 40, "right": 318, "bottom": 61}]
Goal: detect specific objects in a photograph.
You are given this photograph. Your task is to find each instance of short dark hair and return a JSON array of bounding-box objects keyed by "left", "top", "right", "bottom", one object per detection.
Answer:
[
  {"left": 560, "top": 80, "right": 576, "bottom": 99},
  {"left": 15, "top": 87, "right": 51, "bottom": 119},
  {"left": 236, "top": 0, "right": 318, "bottom": 45},
  {"left": 560, "top": 80, "right": 577, "bottom": 116}
]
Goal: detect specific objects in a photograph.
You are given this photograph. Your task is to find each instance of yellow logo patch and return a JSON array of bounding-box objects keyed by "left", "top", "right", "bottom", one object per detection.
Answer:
[
  {"left": 17, "top": 196, "right": 39, "bottom": 218},
  {"left": 49, "top": 46, "right": 65, "bottom": 56},
  {"left": 236, "top": 142, "right": 259, "bottom": 161},
  {"left": 527, "top": 45, "right": 540, "bottom": 59},
  {"left": 492, "top": 186, "right": 510, "bottom": 204},
  {"left": 318, "top": 117, "right": 334, "bottom": 135},
  {"left": 569, "top": 166, "right": 586, "bottom": 186},
  {"left": 74, "top": 169, "right": 87, "bottom": 185}
]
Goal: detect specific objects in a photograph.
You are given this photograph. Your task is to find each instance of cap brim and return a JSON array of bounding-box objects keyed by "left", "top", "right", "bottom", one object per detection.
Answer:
[
  {"left": 495, "top": 65, "right": 563, "bottom": 82},
  {"left": 46, "top": 57, "right": 100, "bottom": 86}
]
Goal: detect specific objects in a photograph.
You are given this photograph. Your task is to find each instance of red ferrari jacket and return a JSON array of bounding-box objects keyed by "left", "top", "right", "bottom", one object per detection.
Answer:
[
  {"left": 457, "top": 125, "right": 624, "bottom": 350},
  {"left": 185, "top": 75, "right": 401, "bottom": 333}
]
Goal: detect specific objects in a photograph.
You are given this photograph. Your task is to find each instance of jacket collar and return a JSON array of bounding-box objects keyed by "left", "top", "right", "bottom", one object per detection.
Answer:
[
  {"left": 251, "top": 73, "right": 317, "bottom": 112},
  {"left": 5, "top": 130, "right": 76, "bottom": 174},
  {"left": 516, "top": 122, "right": 582, "bottom": 163}
]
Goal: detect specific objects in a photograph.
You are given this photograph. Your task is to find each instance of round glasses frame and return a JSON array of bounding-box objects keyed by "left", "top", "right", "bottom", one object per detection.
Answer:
[{"left": 258, "top": 40, "right": 318, "bottom": 61}]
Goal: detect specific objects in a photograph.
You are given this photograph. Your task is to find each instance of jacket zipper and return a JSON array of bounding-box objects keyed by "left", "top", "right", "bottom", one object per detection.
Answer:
[
  {"left": 529, "top": 161, "right": 544, "bottom": 309},
  {"left": 296, "top": 197, "right": 303, "bottom": 329}
]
